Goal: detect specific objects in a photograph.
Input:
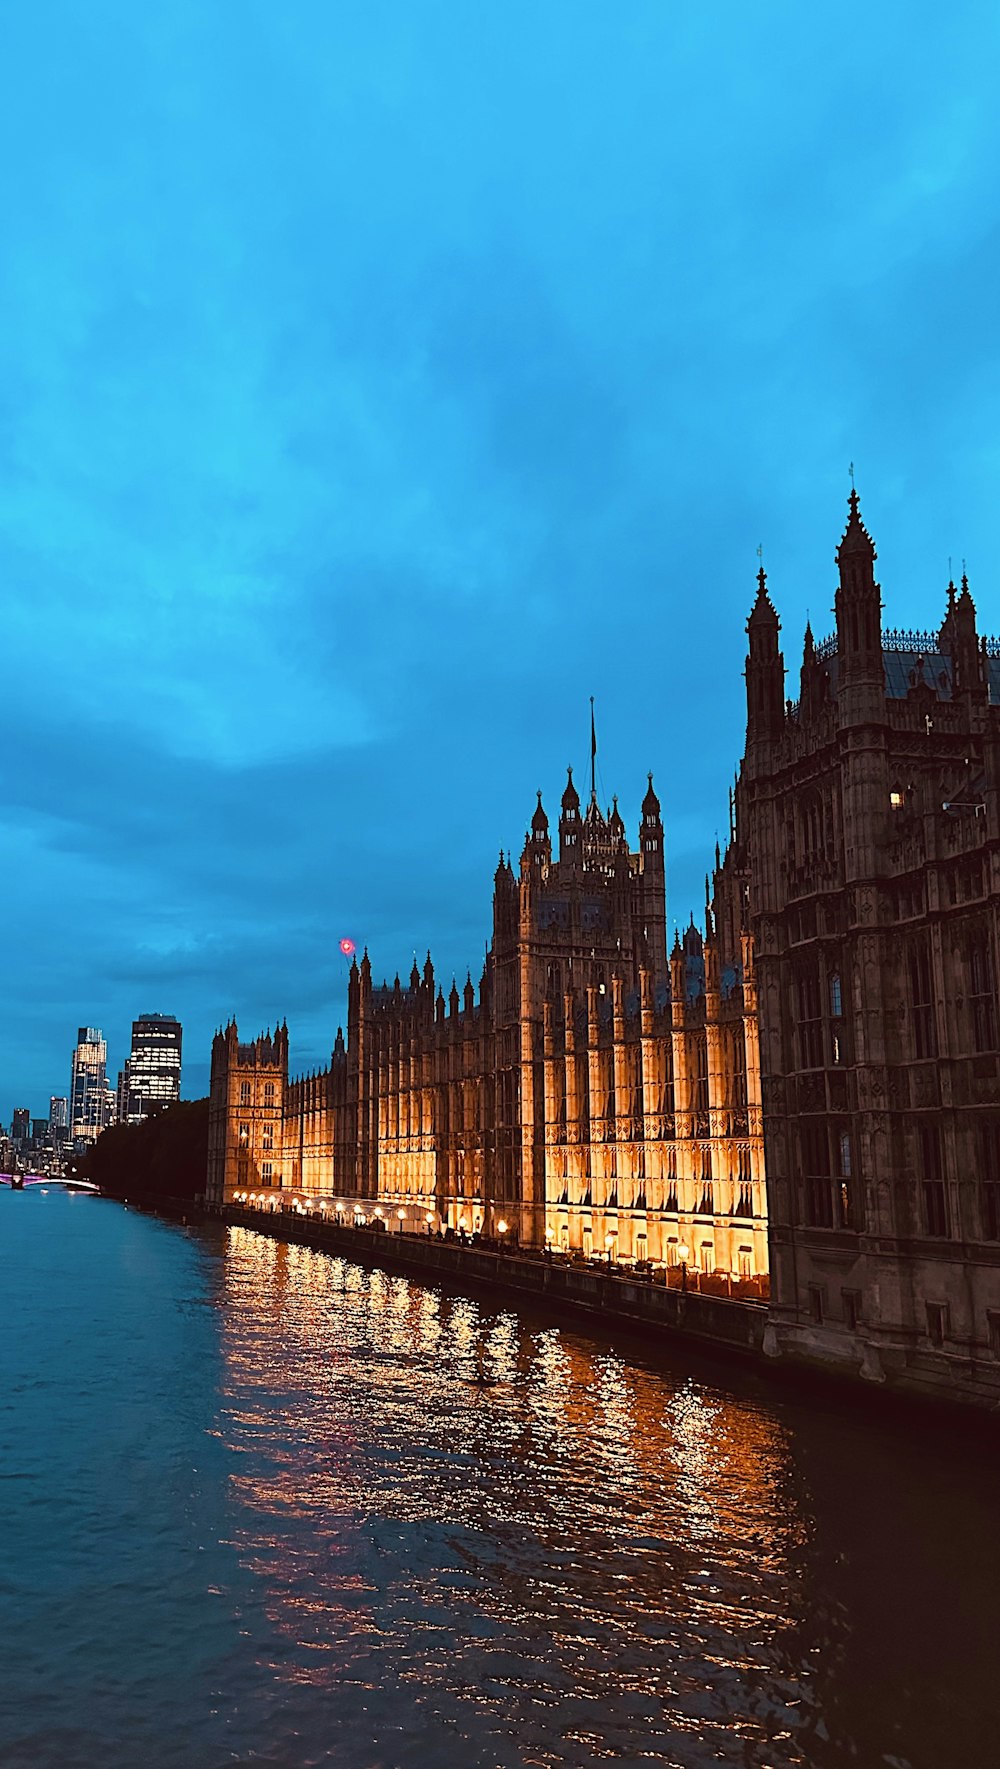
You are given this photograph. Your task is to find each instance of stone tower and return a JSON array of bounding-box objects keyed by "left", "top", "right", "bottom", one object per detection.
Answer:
[{"left": 207, "top": 1021, "right": 288, "bottom": 1205}]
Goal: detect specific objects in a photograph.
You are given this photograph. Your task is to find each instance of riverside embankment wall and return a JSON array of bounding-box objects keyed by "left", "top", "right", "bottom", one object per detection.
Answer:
[{"left": 219, "top": 1205, "right": 767, "bottom": 1359}]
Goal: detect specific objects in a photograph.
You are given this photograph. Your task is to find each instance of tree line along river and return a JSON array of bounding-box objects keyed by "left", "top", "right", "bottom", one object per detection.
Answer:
[{"left": 3, "top": 1186, "right": 995, "bottom": 1769}]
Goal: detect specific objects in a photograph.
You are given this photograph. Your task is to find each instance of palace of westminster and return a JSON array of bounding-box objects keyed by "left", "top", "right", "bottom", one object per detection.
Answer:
[{"left": 208, "top": 491, "right": 1000, "bottom": 1403}]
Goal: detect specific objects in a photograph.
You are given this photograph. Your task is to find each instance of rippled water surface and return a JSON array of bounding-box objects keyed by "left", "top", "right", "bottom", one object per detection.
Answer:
[{"left": 3, "top": 1192, "right": 997, "bottom": 1767}]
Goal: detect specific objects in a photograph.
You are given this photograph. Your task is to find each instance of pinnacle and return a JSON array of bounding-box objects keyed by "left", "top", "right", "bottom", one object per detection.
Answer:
[
  {"left": 747, "top": 565, "right": 778, "bottom": 629},
  {"left": 836, "top": 484, "right": 877, "bottom": 561}
]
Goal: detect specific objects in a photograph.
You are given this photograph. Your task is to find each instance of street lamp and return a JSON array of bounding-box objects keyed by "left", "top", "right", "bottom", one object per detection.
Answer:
[
  {"left": 396, "top": 1208, "right": 405, "bottom": 1232},
  {"left": 677, "top": 1241, "right": 689, "bottom": 1294},
  {"left": 496, "top": 1218, "right": 508, "bottom": 1247}
]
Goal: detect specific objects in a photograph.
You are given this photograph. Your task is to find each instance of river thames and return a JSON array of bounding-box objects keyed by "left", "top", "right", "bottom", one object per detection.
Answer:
[{"left": 3, "top": 1189, "right": 995, "bottom": 1768}]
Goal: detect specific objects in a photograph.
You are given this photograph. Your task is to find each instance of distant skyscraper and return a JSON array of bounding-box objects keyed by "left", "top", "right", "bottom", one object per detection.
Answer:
[
  {"left": 119, "top": 1014, "right": 182, "bottom": 1125},
  {"left": 11, "top": 1107, "right": 30, "bottom": 1145},
  {"left": 70, "top": 1028, "right": 110, "bottom": 1142},
  {"left": 49, "top": 1096, "right": 69, "bottom": 1133}
]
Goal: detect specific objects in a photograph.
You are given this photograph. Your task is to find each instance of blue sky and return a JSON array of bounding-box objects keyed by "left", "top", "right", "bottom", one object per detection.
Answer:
[{"left": 3, "top": 1, "right": 999, "bottom": 1108}]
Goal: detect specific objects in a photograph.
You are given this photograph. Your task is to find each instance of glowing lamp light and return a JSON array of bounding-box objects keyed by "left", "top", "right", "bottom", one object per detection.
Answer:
[
  {"left": 425, "top": 1212, "right": 434, "bottom": 1224},
  {"left": 396, "top": 1208, "right": 405, "bottom": 1220},
  {"left": 339, "top": 937, "right": 356, "bottom": 957},
  {"left": 497, "top": 1219, "right": 508, "bottom": 1235},
  {"left": 544, "top": 1226, "right": 554, "bottom": 1240},
  {"left": 374, "top": 1206, "right": 384, "bottom": 1218}
]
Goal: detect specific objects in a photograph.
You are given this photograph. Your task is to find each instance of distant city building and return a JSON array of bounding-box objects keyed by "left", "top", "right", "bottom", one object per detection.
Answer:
[
  {"left": 49, "top": 1096, "right": 69, "bottom": 1133},
  {"left": 11, "top": 1107, "right": 30, "bottom": 1145},
  {"left": 31, "top": 1118, "right": 49, "bottom": 1143},
  {"left": 118, "top": 1014, "right": 183, "bottom": 1125},
  {"left": 70, "top": 1027, "right": 111, "bottom": 1142}
]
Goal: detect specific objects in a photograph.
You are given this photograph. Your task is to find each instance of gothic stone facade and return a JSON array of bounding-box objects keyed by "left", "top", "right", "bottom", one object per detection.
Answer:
[
  {"left": 208, "top": 773, "right": 767, "bottom": 1282},
  {"left": 739, "top": 490, "right": 1000, "bottom": 1402}
]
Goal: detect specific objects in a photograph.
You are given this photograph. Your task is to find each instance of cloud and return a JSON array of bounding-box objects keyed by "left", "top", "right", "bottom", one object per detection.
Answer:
[{"left": 2, "top": 0, "right": 1000, "bottom": 1103}]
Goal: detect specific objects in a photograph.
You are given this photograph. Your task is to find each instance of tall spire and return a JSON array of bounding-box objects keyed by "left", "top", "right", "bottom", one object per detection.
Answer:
[
  {"left": 745, "top": 562, "right": 785, "bottom": 749},
  {"left": 589, "top": 696, "right": 597, "bottom": 802},
  {"left": 834, "top": 483, "right": 882, "bottom": 701},
  {"left": 836, "top": 486, "right": 877, "bottom": 567},
  {"left": 747, "top": 564, "right": 778, "bottom": 631}
]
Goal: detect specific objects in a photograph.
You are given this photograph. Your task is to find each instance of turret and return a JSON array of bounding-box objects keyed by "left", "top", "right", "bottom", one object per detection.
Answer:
[
  {"left": 558, "top": 766, "right": 582, "bottom": 865},
  {"left": 639, "top": 773, "right": 667, "bottom": 978},
  {"left": 670, "top": 928, "right": 685, "bottom": 1027},
  {"left": 492, "top": 849, "right": 518, "bottom": 954},
  {"left": 834, "top": 488, "right": 883, "bottom": 700},
  {"left": 798, "top": 620, "right": 829, "bottom": 721},
  {"left": 525, "top": 789, "right": 551, "bottom": 876},
  {"left": 745, "top": 567, "right": 785, "bottom": 746},
  {"left": 640, "top": 773, "right": 663, "bottom": 862},
  {"left": 942, "top": 573, "right": 988, "bottom": 705}
]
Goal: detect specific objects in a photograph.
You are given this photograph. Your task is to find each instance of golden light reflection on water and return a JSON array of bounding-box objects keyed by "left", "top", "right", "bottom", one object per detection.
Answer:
[{"left": 216, "top": 1227, "right": 835, "bottom": 1765}]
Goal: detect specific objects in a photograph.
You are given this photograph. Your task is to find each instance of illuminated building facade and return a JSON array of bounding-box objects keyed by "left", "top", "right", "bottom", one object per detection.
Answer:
[
  {"left": 70, "top": 1026, "right": 112, "bottom": 1143},
  {"left": 208, "top": 771, "right": 767, "bottom": 1282},
  {"left": 739, "top": 491, "right": 1000, "bottom": 1400},
  {"left": 117, "top": 1013, "right": 183, "bottom": 1124}
]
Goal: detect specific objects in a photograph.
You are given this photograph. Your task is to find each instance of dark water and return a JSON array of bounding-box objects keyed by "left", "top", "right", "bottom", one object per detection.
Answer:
[{"left": 2, "top": 1191, "right": 996, "bottom": 1768}]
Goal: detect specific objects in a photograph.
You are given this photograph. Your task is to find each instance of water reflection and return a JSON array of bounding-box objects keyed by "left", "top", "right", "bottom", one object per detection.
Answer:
[
  {"left": 219, "top": 1226, "right": 816, "bottom": 1766},
  {"left": 7, "top": 1194, "right": 997, "bottom": 1768}
]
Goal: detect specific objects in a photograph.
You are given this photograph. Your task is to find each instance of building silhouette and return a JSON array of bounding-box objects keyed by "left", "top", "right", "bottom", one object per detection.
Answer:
[
  {"left": 737, "top": 489, "right": 1000, "bottom": 1401},
  {"left": 209, "top": 766, "right": 766, "bottom": 1282},
  {"left": 117, "top": 1014, "right": 183, "bottom": 1125}
]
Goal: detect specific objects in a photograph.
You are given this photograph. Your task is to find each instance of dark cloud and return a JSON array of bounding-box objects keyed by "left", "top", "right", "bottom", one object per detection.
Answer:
[{"left": 2, "top": 0, "right": 999, "bottom": 1108}]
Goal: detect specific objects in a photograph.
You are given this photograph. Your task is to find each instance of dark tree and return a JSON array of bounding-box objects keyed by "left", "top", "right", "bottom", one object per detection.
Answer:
[{"left": 74, "top": 1098, "right": 209, "bottom": 1203}]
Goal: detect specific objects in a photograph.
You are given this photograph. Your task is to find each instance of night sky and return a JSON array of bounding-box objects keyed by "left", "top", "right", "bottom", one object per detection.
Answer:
[{"left": 3, "top": 2, "right": 999, "bottom": 1109}]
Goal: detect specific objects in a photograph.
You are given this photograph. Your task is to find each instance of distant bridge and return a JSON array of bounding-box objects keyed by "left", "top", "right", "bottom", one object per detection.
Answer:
[{"left": 0, "top": 1174, "right": 100, "bottom": 1192}]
